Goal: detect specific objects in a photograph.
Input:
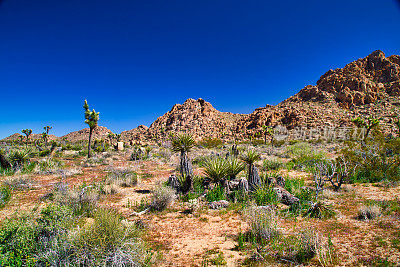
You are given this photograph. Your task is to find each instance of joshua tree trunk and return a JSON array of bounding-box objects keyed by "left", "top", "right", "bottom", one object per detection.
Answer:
[
  {"left": 248, "top": 164, "right": 262, "bottom": 191},
  {"left": 180, "top": 151, "right": 193, "bottom": 177},
  {"left": 88, "top": 127, "right": 93, "bottom": 158},
  {"left": 0, "top": 152, "right": 11, "bottom": 169},
  {"left": 180, "top": 151, "right": 193, "bottom": 193}
]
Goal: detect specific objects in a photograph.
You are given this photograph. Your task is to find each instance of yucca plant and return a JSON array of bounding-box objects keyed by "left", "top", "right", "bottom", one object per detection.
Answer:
[
  {"left": 202, "top": 157, "right": 229, "bottom": 184},
  {"left": 171, "top": 133, "right": 195, "bottom": 193},
  {"left": 241, "top": 150, "right": 262, "bottom": 191},
  {"left": 8, "top": 149, "right": 32, "bottom": 169},
  {"left": 226, "top": 157, "right": 245, "bottom": 180}
]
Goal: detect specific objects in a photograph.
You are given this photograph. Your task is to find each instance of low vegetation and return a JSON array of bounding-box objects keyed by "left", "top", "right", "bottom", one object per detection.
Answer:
[{"left": 1, "top": 123, "right": 400, "bottom": 266}]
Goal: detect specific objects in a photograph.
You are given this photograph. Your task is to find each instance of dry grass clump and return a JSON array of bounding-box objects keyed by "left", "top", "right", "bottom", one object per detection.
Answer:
[
  {"left": 357, "top": 204, "right": 381, "bottom": 221},
  {"left": 244, "top": 206, "right": 279, "bottom": 241},
  {"left": 81, "top": 157, "right": 107, "bottom": 167},
  {"left": 106, "top": 167, "right": 138, "bottom": 188},
  {"left": 52, "top": 183, "right": 100, "bottom": 216},
  {"left": 150, "top": 185, "right": 176, "bottom": 211},
  {"left": 101, "top": 168, "right": 138, "bottom": 195},
  {"left": 102, "top": 183, "right": 120, "bottom": 195},
  {"left": 296, "top": 228, "right": 335, "bottom": 266},
  {"left": 2, "top": 175, "right": 34, "bottom": 190}
]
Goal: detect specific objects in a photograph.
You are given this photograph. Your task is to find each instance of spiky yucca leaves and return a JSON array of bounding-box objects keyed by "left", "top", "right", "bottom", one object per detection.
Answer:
[
  {"left": 202, "top": 157, "right": 229, "bottom": 184},
  {"left": 304, "top": 201, "right": 335, "bottom": 219},
  {"left": 83, "top": 100, "right": 100, "bottom": 158},
  {"left": 171, "top": 133, "right": 195, "bottom": 154},
  {"left": 241, "top": 150, "right": 261, "bottom": 165},
  {"left": 241, "top": 150, "right": 262, "bottom": 191},
  {"left": 8, "top": 149, "right": 32, "bottom": 169},
  {"left": 226, "top": 157, "right": 245, "bottom": 180}
]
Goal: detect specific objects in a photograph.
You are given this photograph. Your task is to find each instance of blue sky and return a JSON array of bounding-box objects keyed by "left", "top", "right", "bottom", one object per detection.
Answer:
[{"left": 0, "top": 0, "right": 399, "bottom": 138}]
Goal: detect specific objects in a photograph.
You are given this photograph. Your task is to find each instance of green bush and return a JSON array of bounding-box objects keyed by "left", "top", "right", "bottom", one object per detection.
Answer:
[
  {"left": 263, "top": 158, "right": 284, "bottom": 171},
  {"left": 205, "top": 185, "right": 226, "bottom": 202},
  {"left": 0, "top": 187, "right": 11, "bottom": 208},
  {"left": 252, "top": 186, "right": 279, "bottom": 206},
  {"left": 197, "top": 137, "right": 224, "bottom": 148},
  {"left": 343, "top": 134, "right": 400, "bottom": 183},
  {"left": 70, "top": 208, "right": 150, "bottom": 266},
  {"left": 285, "top": 142, "right": 326, "bottom": 170}
]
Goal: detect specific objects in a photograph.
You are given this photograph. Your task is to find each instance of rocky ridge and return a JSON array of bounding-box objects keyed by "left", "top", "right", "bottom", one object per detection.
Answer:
[{"left": 2, "top": 50, "right": 400, "bottom": 143}]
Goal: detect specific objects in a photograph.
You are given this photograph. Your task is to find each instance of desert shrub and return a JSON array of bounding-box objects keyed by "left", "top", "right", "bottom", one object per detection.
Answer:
[
  {"left": 0, "top": 187, "right": 11, "bottom": 208},
  {"left": 263, "top": 158, "right": 284, "bottom": 171},
  {"left": 296, "top": 229, "right": 334, "bottom": 266},
  {"left": 35, "top": 158, "right": 64, "bottom": 173},
  {"left": 7, "top": 149, "right": 32, "bottom": 169},
  {"left": 38, "top": 149, "right": 51, "bottom": 157},
  {"left": 69, "top": 208, "right": 150, "bottom": 266},
  {"left": 102, "top": 183, "right": 120, "bottom": 195},
  {"left": 0, "top": 214, "right": 39, "bottom": 266},
  {"left": 252, "top": 185, "right": 279, "bottom": 206},
  {"left": 61, "top": 144, "right": 83, "bottom": 151},
  {"left": 2, "top": 175, "right": 34, "bottom": 191},
  {"left": 205, "top": 185, "right": 226, "bottom": 202},
  {"left": 357, "top": 204, "right": 381, "bottom": 220},
  {"left": 244, "top": 206, "right": 279, "bottom": 243},
  {"left": 105, "top": 168, "right": 138, "bottom": 188},
  {"left": 0, "top": 205, "right": 73, "bottom": 267},
  {"left": 285, "top": 142, "right": 326, "bottom": 170},
  {"left": 343, "top": 134, "right": 400, "bottom": 183},
  {"left": 284, "top": 176, "right": 305, "bottom": 196},
  {"left": 250, "top": 138, "right": 265, "bottom": 146},
  {"left": 197, "top": 137, "right": 224, "bottom": 148},
  {"left": 82, "top": 156, "right": 106, "bottom": 167},
  {"left": 282, "top": 179, "right": 314, "bottom": 217},
  {"left": 53, "top": 183, "right": 99, "bottom": 216},
  {"left": 150, "top": 185, "right": 175, "bottom": 211}
]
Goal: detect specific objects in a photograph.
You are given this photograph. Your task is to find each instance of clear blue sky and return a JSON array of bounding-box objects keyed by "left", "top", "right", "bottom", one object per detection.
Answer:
[{"left": 0, "top": 0, "right": 399, "bottom": 138}]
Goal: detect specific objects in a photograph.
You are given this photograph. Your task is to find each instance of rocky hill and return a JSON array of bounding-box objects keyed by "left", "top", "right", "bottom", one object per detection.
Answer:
[
  {"left": 121, "top": 50, "right": 400, "bottom": 142},
  {"left": 60, "top": 126, "right": 113, "bottom": 142},
  {"left": 2, "top": 133, "right": 59, "bottom": 142},
  {"left": 3, "top": 50, "right": 399, "bottom": 143}
]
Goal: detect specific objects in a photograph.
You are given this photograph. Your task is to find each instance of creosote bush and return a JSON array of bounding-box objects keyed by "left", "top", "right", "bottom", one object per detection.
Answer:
[
  {"left": 150, "top": 185, "right": 175, "bottom": 211},
  {"left": 52, "top": 183, "right": 100, "bottom": 216},
  {"left": 105, "top": 167, "right": 138, "bottom": 188},
  {"left": 244, "top": 206, "right": 279, "bottom": 242},
  {"left": 70, "top": 208, "right": 150, "bottom": 266},
  {"left": 296, "top": 229, "right": 335, "bottom": 266}
]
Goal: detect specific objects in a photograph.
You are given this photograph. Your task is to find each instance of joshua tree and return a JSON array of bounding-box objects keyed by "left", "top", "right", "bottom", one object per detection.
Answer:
[
  {"left": 21, "top": 129, "right": 32, "bottom": 147},
  {"left": 352, "top": 116, "right": 380, "bottom": 140},
  {"left": 83, "top": 100, "right": 100, "bottom": 158},
  {"left": 171, "top": 133, "right": 195, "bottom": 193},
  {"left": 42, "top": 126, "right": 52, "bottom": 146},
  {"left": 241, "top": 150, "right": 262, "bottom": 191}
]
